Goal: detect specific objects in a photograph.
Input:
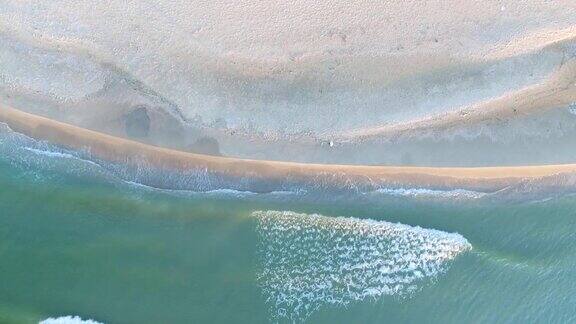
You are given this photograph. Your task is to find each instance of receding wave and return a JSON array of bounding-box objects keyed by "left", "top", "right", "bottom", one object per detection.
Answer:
[
  {"left": 3, "top": 119, "right": 576, "bottom": 202},
  {"left": 253, "top": 210, "right": 471, "bottom": 322},
  {"left": 0, "top": 122, "right": 305, "bottom": 198}
]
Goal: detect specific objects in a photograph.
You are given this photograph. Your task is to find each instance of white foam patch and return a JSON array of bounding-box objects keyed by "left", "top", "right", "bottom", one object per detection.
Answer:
[
  {"left": 39, "top": 316, "right": 103, "bottom": 324},
  {"left": 374, "top": 187, "right": 485, "bottom": 199},
  {"left": 22, "top": 147, "right": 101, "bottom": 167},
  {"left": 123, "top": 180, "right": 300, "bottom": 198},
  {"left": 23, "top": 147, "right": 79, "bottom": 160},
  {"left": 253, "top": 210, "right": 471, "bottom": 322},
  {"left": 569, "top": 103, "right": 576, "bottom": 115}
]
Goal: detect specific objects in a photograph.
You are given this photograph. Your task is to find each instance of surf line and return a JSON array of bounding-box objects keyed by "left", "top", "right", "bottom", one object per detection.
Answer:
[{"left": 2, "top": 104, "right": 576, "bottom": 193}]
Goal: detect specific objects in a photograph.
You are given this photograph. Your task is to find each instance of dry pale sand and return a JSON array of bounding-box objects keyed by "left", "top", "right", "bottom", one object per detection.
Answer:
[
  {"left": 2, "top": 105, "right": 576, "bottom": 193},
  {"left": 3, "top": 1, "right": 576, "bottom": 166},
  {"left": 338, "top": 29, "right": 576, "bottom": 141}
]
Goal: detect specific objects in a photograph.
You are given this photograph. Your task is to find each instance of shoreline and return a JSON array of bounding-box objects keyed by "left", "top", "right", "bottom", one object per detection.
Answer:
[{"left": 2, "top": 105, "right": 576, "bottom": 193}]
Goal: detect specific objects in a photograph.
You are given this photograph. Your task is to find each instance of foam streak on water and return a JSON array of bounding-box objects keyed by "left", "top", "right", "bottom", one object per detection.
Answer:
[
  {"left": 253, "top": 211, "right": 471, "bottom": 322},
  {"left": 374, "top": 187, "right": 485, "bottom": 199}
]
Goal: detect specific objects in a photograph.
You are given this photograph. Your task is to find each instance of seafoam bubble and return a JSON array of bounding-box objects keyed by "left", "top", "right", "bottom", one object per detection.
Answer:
[
  {"left": 569, "top": 103, "right": 576, "bottom": 115},
  {"left": 39, "top": 316, "right": 103, "bottom": 324},
  {"left": 253, "top": 210, "right": 471, "bottom": 322},
  {"left": 373, "top": 187, "right": 485, "bottom": 199}
]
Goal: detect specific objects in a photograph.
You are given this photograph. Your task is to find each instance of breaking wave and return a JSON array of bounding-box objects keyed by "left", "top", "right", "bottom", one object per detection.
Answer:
[
  {"left": 253, "top": 210, "right": 471, "bottom": 322},
  {"left": 39, "top": 316, "right": 103, "bottom": 324}
]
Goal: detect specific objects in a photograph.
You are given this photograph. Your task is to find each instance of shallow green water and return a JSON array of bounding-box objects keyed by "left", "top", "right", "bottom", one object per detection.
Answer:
[{"left": 2, "top": 137, "right": 576, "bottom": 323}]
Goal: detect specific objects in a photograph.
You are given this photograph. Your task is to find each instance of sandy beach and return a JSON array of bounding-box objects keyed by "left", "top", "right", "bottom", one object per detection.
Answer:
[
  {"left": 3, "top": 105, "right": 576, "bottom": 193},
  {"left": 4, "top": 2, "right": 576, "bottom": 323},
  {"left": 2, "top": 0, "right": 576, "bottom": 190},
  {"left": 2, "top": 1, "right": 576, "bottom": 166}
]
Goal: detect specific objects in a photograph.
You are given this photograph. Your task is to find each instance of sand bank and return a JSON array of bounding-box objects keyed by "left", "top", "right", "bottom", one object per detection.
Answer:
[{"left": 2, "top": 105, "right": 576, "bottom": 193}]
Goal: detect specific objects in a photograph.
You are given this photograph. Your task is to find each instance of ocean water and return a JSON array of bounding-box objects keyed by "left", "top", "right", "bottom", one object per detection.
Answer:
[{"left": 1, "top": 127, "right": 576, "bottom": 323}]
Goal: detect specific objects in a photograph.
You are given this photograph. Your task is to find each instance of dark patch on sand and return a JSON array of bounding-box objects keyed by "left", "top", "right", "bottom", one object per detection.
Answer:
[
  {"left": 188, "top": 136, "right": 222, "bottom": 156},
  {"left": 125, "top": 106, "right": 151, "bottom": 139}
]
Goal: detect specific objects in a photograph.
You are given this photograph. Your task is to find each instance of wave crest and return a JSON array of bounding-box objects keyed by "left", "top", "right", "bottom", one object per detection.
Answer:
[
  {"left": 253, "top": 210, "right": 471, "bottom": 322},
  {"left": 39, "top": 316, "right": 103, "bottom": 324}
]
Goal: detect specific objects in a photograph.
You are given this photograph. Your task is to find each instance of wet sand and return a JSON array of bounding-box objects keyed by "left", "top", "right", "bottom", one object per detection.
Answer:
[{"left": 2, "top": 105, "right": 576, "bottom": 193}]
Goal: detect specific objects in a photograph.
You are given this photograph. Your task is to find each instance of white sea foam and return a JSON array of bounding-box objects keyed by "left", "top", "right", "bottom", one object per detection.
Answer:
[
  {"left": 253, "top": 210, "right": 471, "bottom": 322},
  {"left": 23, "top": 147, "right": 79, "bottom": 160},
  {"left": 569, "top": 103, "right": 576, "bottom": 115},
  {"left": 123, "top": 180, "right": 300, "bottom": 198},
  {"left": 203, "top": 189, "right": 300, "bottom": 196},
  {"left": 39, "top": 316, "right": 103, "bottom": 324},
  {"left": 20, "top": 146, "right": 101, "bottom": 168},
  {"left": 204, "top": 188, "right": 258, "bottom": 196},
  {"left": 374, "top": 187, "right": 485, "bottom": 199}
]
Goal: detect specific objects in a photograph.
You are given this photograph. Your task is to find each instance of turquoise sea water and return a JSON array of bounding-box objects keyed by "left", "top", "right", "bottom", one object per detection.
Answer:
[{"left": 2, "top": 127, "right": 576, "bottom": 323}]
